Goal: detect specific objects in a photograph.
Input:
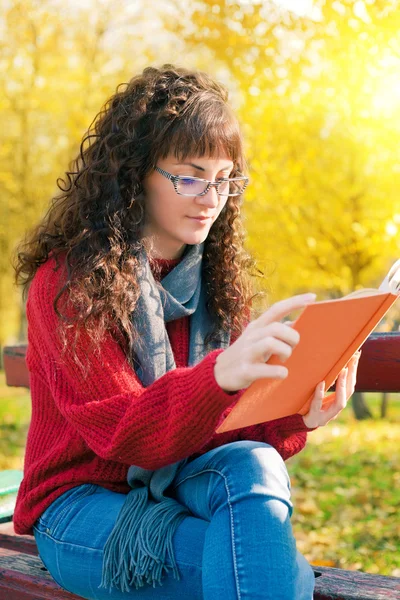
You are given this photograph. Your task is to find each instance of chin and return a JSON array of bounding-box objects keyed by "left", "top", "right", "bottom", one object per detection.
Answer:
[{"left": 182, "top": 232, "right": 209, "bottom": 245}]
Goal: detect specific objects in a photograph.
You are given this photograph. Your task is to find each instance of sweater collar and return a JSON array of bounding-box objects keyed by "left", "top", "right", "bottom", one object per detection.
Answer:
[{"left": 150, "top": 256, "right": 184, "bottom": 281}]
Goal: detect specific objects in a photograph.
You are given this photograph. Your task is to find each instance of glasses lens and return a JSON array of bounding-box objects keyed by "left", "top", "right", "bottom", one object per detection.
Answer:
[
  {"left": 176, "top": 176, "right": 248, "bottom": 196},
  {"left": 177, "top": 177, "right": 208, "bottom": 196},
  {"left": 219, "top": 178, "right": 247, "bottom": 197}
]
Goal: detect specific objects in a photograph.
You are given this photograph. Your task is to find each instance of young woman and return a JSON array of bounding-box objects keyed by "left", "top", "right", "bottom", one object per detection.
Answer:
[{"left": 13, "top": 64, "right": 360, "bottom": 600}]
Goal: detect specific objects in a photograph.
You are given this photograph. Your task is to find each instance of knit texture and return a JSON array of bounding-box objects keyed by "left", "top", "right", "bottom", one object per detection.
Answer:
[
  {"left": 101, "top": 241, "right": 234, "bottom": 593},
  {"left": 13, "top": 252, "right": 314, "bottom": 536}
]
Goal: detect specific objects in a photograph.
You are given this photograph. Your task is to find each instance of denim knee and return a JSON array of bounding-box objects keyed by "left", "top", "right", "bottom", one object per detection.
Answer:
[
  {"left": 203, "top": 440, "right": 291, "bottom": 484},
  {"left": 198, "top": 440, "right": 293, "bottom": 516}
]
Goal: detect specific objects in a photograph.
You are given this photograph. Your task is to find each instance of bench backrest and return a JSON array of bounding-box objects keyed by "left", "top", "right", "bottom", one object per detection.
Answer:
[{"left": 4, "top": 332, "right": 400, "bottom": 392}]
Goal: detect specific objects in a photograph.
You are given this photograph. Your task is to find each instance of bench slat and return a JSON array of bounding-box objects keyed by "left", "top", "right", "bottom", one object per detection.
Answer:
[
  {"left": 0, "top": 546, "right": 83, "bottom": 599},
  {"left": 0, "top": 471, "right": 24, "bottom": 523},
  {"left": 2, "top": 347, "right": 30, "bottom": 388},
  {"left": 355, "top": 332, "right": 400, "bottom": 392},
  {"left": 0, "top": 526, "right": 399, "bottom": 599},
  {"left": 0, "top": 523, "right": 38, "bottom": 556},
  {"left": 0, "top": 471, "right": 24, "bottom": 497},
  {"left": 313, "top": 566, "right": 400, "bottom": 600}
]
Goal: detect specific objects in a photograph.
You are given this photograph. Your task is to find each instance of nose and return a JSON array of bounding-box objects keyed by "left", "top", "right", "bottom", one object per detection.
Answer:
[{"left": 196, "top": 185, "right": 219, "bottom": 208}]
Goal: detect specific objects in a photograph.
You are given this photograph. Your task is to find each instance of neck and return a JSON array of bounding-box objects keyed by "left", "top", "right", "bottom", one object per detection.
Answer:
[
  {"left": 150, "top": 247, "right": 187, "bottom": 261},
  {"left": 152, "top": 256, "right": 181, "bottom": 263},
  {"left": 141, "top": 236, "right": 187, "bottom": 261}
]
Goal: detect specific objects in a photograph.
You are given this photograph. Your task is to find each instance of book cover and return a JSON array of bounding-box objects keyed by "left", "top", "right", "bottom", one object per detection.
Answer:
[{"left": 215, "top": 287, "right": 399, "bottom": 434}]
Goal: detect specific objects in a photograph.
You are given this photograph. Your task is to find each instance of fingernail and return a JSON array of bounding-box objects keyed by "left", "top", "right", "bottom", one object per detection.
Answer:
[{"left": 305, "top": 293, "right": 317, "bottom": 301}]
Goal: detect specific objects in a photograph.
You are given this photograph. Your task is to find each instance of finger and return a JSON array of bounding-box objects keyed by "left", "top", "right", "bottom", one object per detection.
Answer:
[
  {"left": 256, "top": 322, "right": 300, "bottom": 349},
  {"left": 327, "top": 359, "right": 358, "bottom": 418},
  {"left": 323, "top": 368, "right": 348, "bottom": 421},
  {"left": 253, "top": 336, "right": 294, "bottom": 363},
  {"left": 346, "top": 354, "right": 360, "bottom": 396},
  {"left": 311, "top": 381, "right": 325, "bottom": 413},
  {"left": 282, "top": 320, "right": 300, "bottom": 330},
  {"left": 345, "top": 350, "right": 362, "bottom": 368},
  {"left": 302, "top": 381, "right": 325, "bottom": 428},
  {"left": 256, "top": 294, "right": 316, "bottom": 327},
  {"left": 322, "top": 369, "right": 348, "bottom": 421},
  {"left": 244, "top": 363, "right": 289, "bottom": 384}
]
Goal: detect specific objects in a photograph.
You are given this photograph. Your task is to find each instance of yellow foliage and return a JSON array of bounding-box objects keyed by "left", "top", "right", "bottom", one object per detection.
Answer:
[{"left": 2, "top": 0, "right": 400, "bottom": 341}]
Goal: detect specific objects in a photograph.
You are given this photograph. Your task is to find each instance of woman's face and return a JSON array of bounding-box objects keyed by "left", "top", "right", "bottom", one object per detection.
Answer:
[{"left": 140, "top": 153, "right": 234, "bottom": 259}]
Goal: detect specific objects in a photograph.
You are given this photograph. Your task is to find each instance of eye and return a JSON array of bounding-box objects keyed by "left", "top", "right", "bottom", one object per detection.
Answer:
[{"left": 180, "top": 177, "right": 197, "bottom": 186}]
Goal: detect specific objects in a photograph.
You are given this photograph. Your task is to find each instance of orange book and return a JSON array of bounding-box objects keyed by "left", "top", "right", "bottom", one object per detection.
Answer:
[{"left": 216, "top": 259, "right": 400, "bottom": 434}]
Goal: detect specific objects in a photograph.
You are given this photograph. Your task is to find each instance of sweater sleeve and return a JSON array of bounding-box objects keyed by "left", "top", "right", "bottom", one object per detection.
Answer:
[
  {"left": 193, "top": 409, "right": 315, "bottom": 461},
  {"left": 192, "top": 307, "right": 317, "bottom": 461},
  {"left": 239, "top": 414, "right": 316, "bottom": 461},
  {"left": 26, "top": 259, "right": 244, "bottom": 471}
]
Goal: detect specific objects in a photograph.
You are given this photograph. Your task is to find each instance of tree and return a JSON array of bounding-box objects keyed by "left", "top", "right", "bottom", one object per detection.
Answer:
[
  {"left": 165, "top": 0, "right": 400, "bottom": 419},
  {"left": 0, "top": 0, "right": 156, "bottom": 345}
]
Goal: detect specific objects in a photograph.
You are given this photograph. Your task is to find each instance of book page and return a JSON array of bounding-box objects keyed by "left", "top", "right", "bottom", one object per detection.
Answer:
[{"left": 342, "top": 288, "right": 380, "bottom": 300}]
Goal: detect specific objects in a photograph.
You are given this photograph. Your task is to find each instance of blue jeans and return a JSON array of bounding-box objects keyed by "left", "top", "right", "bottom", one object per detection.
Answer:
[{"left": 33, "top": 440, "right": 315, "bottom": 599}]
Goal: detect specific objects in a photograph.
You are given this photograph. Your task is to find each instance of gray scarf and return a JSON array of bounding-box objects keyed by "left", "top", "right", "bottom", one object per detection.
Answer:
[{"left": 100, "top": 242, "right": 231, "bottom": 593}]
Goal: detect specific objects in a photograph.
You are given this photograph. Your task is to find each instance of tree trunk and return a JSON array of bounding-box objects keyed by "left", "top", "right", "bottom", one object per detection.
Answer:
[
  {"left": 381, "top": 392, "right": 389, "bottom": 418},
  {"left": 351, "top": 392, "right": 373, "bottom": 420}
]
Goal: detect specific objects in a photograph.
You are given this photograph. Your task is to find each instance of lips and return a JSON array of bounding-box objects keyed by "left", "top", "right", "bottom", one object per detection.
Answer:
[{"left": 188, "top": 216, "right": 212, "bottom": 220}]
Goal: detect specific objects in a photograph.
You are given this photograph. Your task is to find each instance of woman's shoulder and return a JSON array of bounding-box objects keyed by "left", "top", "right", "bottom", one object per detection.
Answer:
[{"left": 28, "top": 251, "right": 68, "bottom": 308}]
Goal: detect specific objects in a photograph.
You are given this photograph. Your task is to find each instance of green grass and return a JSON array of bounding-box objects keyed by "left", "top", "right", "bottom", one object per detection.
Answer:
[
  {"left": 0, "top": 370, "right": 31, "bottom": 470},
  {"left": 0, "top": 370, "right": 399, "bottom": 576},
  {"left": 288, "top": 394, "right": 400, "bottom": 577}
]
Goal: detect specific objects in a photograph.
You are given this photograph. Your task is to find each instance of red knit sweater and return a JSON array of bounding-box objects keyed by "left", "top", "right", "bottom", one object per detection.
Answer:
[{"left": 13, "top": 252, "right": 313, "bottom": 536}]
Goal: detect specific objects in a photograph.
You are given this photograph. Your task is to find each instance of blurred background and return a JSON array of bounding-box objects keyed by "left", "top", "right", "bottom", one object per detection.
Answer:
[{"left": 1, "top": 0, "right": 399, "bottom": 577}]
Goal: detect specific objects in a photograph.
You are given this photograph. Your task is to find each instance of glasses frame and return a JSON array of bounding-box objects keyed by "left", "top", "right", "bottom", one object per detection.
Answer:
[{"left": 154, "top": 166, "right": 249, "bottom": 197}]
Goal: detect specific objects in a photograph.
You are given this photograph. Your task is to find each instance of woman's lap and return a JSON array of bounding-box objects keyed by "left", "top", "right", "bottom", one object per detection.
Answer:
[
  {"left": 169, "top": 440, "right": 315, "bottom": 599},
  {"left": 33, "top": 441, "right": 315, "bottom": 600}
]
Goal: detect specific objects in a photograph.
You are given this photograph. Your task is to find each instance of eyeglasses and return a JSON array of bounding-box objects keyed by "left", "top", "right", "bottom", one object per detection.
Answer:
[{"left": 154, "top": 166, "right": 249, "bottom": 197}]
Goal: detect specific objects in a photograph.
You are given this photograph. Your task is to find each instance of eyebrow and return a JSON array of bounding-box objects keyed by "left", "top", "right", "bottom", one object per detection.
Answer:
[{"left": 173, "top": 162, "right": 233, "bottom": 172}]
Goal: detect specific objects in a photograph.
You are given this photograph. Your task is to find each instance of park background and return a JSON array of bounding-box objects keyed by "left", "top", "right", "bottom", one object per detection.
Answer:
[{"left": 1, "top": 0, "right": 399, "bottom": 577}]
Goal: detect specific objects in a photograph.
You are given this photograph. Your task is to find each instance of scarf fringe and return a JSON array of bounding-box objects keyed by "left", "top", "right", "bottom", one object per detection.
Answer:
[{"left": 100, "top": 486, "right": 190, "bottom": 593}]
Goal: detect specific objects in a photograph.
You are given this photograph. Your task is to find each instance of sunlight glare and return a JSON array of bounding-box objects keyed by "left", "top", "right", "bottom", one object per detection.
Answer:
[
  {"left": 370, "top": 74, "right": 400, "bottom": 117},
  {"left": 273, "top": 0, "right": 315, "bottom": 17}
]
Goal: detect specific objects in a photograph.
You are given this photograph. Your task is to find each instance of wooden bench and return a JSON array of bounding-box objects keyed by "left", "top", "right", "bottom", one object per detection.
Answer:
[{"left": 2, "top": 335, "right": 400, "bottom": 599}]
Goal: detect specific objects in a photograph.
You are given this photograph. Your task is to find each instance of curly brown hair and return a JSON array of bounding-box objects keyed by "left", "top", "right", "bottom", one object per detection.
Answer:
[{"left": 13, "top": 64, "right": 264, "bottom": 375}]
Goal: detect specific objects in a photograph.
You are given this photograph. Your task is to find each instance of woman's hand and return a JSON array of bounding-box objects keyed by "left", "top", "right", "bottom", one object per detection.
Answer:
[
  {"left": 302, "top": 351, "right": 362, "bottom": 429},
  {"left": 214, "top": 293, "right": 316, "bottom": 392}
]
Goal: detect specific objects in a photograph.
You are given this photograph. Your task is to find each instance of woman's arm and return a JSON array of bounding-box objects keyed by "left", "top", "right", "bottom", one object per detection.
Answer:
[
  {"left": 241, "top": 414, "right": 315, "bottom": 461},
  {"left": 193, "top": 305, "right": 317, "bottom": 461},
  {"left": 193, "top": 410, "right": 315, "bottom": 461},
  {"left": 26, "top": 258, "right": 243, "bottom": 471}
]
